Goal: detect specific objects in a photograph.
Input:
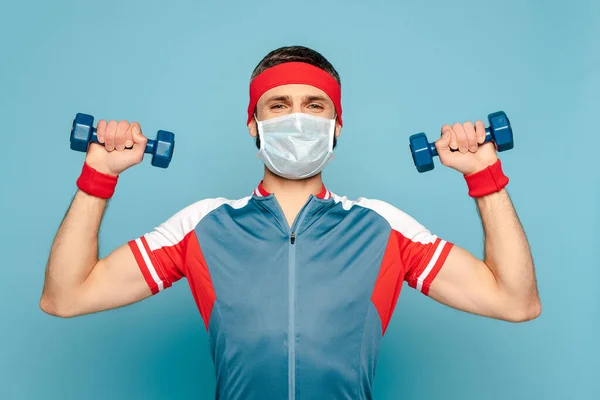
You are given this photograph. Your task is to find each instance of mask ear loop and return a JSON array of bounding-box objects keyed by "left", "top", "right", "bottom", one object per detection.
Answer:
[
  {"left": 331, "top": 113, "right": 339, "bottom": 150},
  {"left": 253, "top": 114, "right": 264, "bottom": 150},
  {"left": 329, "top": 114, "right": 336, "bottom": 151},
  {"left": 254, "top": 114, "right": 261, "bottom": 134},
  {"left": 252, "top": 114, "right": 259, "bottom": 137}
]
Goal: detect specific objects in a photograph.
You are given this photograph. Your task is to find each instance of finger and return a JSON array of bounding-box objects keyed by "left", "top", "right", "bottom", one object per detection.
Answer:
[
  {"left": 448, "top": 125, "right": 458, "bottom": 150},
  {"left": 96, "top": 120, "right": 107, "bottom": 144},
  {"left": 475, "top": 120, "right": 486, "bottom": 144},
  {"left": 125, "top": 122, "right": 137, "bottom": 149},
  {"left": 105, "top": 120, "right": 118, "bottom": 151},
  {"left": 115, "top": 120, "right": 129, "bottom": 151},
  {"left": 463, "top": 121, "right": 477, "bottom": 153},
  {"left": 453, "top": 123, "right": 468, "bottom": 154}
]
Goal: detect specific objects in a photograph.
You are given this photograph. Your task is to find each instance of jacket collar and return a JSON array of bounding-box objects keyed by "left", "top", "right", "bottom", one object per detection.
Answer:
[{"left": 253, "top": 181, "right": 331, "bottom": 200}]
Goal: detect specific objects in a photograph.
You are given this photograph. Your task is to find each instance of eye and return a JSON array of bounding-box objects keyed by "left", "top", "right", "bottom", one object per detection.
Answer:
[
  {"left": 307, "top": 103, "right": 324, "bottom": 110},
  {"left": 270, "top": 104, "right": 286, "bottom": 110}
]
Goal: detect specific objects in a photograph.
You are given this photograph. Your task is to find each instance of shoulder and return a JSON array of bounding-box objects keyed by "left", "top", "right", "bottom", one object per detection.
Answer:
[
  {"left": 184, "top": 196, "right": 253, "bottom": 215},
  {"left": 157, "top": 195, "right": 253, "bottom": 232},
  {"left": 140, "top": 196, "right": 252, "bottom": 250},
  {"left": 329, "top": 193, "right": 432, "bottom": 241}
]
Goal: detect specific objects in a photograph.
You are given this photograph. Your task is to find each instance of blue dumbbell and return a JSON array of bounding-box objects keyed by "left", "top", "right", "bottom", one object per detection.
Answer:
[
  {"left": 409, "top": 111, "right": 514, "bottom": 173},
  {"left": 70, "top": 113, "right": 175, "bottom": 168}
]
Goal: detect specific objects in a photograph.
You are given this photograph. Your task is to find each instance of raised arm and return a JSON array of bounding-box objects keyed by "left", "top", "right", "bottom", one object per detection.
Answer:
[
  {"left": 428, "top": 188, "right": 540, "bottom": 321},
  {"left": 40, "top": 119, "right": 151, "bottom": 317},
  {"left": 421, "top": 120, "right": 540, "bottom": 322}
]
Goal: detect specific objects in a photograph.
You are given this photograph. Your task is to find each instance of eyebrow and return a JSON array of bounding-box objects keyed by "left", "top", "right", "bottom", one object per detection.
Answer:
[
  {"left": 302, "top": 95, "right": 330, "bottom": 103},
  {"left": 265, "top": 95, "right": 292, "bottom": 103},
  {"left": 263, "top": 95, "right": 332, "bottom": 104}
]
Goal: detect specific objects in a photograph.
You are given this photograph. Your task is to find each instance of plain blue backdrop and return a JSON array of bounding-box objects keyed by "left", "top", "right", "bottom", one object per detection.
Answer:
[{"left": 1, "top": 0, "right": 598, "bottom": 399}]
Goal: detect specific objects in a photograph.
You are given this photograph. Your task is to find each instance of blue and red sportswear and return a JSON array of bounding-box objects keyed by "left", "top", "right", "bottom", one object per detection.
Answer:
[{"left": 128, "top": 182, "right": 453, "bottom": 399}]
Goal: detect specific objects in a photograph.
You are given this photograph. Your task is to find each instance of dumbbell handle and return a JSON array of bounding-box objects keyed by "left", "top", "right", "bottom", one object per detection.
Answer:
[
  {"left": 428, "top": 126, "right": 498, "bottom": 156},
  {"left": 88, "top": 127, "right": 157, "bottom": 155}
]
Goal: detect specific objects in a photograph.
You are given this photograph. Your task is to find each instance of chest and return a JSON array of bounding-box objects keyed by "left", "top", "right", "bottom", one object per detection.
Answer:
[{"left": 194, "top": 208, "right": 393, "bottom": 312}]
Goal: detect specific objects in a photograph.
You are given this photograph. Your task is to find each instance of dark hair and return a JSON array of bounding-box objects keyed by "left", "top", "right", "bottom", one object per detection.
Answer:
[
  {"left": 251, "top": 45, "right": 341, "bottom": 85},
  {"left": 251, "top": 46, "right": 340, "bottom": 149}
]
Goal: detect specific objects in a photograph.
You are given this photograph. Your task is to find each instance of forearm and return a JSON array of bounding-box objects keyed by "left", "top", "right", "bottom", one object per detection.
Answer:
[
  {"left": 41, "top": 190, "right": 107, "bottom": 311},
  {"left": 477, "top": 189, "right": 538, "bottom": 303}
]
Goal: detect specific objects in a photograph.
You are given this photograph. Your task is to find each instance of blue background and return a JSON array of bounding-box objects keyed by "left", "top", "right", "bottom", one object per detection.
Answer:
[{"left": 1, "top": 0, "right": 598, "bottom": 398}]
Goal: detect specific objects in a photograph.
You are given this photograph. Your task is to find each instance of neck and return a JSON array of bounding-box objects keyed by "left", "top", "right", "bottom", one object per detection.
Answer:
[{"left": 262, "top": 167, "right": 323, "bottom": 200}]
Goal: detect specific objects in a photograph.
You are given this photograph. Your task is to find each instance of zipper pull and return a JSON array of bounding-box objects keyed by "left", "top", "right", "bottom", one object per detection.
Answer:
[{"left": 290, "top": 232, "right": 296, "bottom": 244}]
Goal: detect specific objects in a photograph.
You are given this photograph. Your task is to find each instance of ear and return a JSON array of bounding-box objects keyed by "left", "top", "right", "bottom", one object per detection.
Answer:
[
  {"left": 335, "top": 121, "right": 342, "bottom": 138},
  {"left": 248, "top": 118, "right": 258, "bottom": 138}
]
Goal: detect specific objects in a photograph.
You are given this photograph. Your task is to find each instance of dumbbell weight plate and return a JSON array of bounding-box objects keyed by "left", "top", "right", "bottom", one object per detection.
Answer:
[
  {"left": 152, "top": 130, "right": 175, "bottom": 168},
  {"left": 70, "top": 113, "right": 95, "bottom": 152},
  {"left": 488, "top": 111, "right": 514, "bottom": 152},
  {"left": 409, "top": 133, "right": 435, "bottom": 173}
]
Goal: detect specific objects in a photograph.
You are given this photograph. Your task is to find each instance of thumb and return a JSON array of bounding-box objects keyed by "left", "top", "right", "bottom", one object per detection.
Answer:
[
  {"left": 128, "top": 123, "right": 148, "bottom": 164},
  {"left": 131, "top": 123, "right": 148, "bottom": 148},
  {"left": 435, "top": 125, "right": 452, "bottom": 156}
]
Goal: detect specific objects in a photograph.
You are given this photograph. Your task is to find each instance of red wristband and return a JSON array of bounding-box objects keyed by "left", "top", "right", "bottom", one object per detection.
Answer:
[
  {"left": 76, "top": 162, "right": 119, "bottom": 199},
  {"left": 464, "top": 159, "right": 509, "bottom": 198}
]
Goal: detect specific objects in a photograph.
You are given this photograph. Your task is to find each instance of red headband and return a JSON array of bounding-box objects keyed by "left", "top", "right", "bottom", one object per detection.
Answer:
[{"left": 247, "top": 62, "right": 343, "bottom": 126}]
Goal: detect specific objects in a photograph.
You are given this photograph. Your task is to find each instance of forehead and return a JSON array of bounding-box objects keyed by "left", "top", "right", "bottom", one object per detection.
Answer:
[{"left": 257, "top": 84, "right": 332, "bottom": 104}]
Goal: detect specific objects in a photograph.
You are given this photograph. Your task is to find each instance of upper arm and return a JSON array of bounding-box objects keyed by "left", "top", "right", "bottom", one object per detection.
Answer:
[
  {"left": 76, "top": 243, "right": 154, "bottom": 315},
  {"left": 395, "top": 217, "right": 506, "bottom": 319},
  {"left": 426, "top": 245, "right": 508, "bottom": 319},
  {"left": 367, "top": 198, "right": 505, "bottom": 320},
  {"left": 73, "top": 205, "right": 199, "bottom": 316}
]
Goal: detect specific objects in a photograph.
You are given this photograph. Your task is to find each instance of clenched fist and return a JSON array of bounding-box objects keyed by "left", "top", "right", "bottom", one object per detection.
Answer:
[
  {"left": 435, "top": 121, "right": 499, "bottom": 175},
  {"left": 85, "top": 120, "right": 148, "bottom": 176}
]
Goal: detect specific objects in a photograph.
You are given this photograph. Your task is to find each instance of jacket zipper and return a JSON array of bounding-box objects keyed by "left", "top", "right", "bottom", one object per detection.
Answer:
[{"left": 287, "top": 204, "right": 310, "bottom": 400}]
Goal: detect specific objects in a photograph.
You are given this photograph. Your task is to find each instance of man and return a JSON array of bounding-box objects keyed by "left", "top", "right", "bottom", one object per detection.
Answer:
[{"left": 41, "top": 46, "right": 541, "bottom": 399}]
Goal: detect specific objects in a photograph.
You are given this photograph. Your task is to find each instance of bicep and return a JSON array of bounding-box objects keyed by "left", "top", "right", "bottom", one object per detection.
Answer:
[
  {"left": 69, "top": 201, "right": 201, "bottom": 316},
  {"left": 427, "top": 245, "right": 506, "bottom": 319},
  {"left": 75, "top": 244, "right": 152, "bottom": 315},
  {"left": 378, "top": 201, "right": 509, "bottom": 320}
]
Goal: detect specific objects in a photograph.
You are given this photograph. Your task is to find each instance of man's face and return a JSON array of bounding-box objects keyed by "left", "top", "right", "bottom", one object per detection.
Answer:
[{"left": 248, "top": 84, "right": 342, "bottom": 140}]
